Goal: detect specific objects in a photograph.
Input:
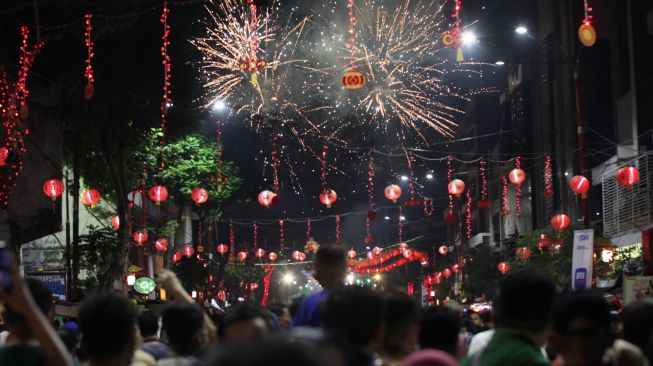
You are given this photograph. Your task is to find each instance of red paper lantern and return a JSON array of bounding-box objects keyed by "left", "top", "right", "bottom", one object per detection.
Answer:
[
  {"left": 216, "top": 244, "right": 229, "bottom": 255},
  {"left": 543, "top": 189, "right": 554, "bottom": 198},
  {"left": 291, "top": 250, "right": 302, "bottom": 261},
  {"left": 148, "top": 185, "right": 169, "bottom": 205},
  {"left": 133, "top": 231, "right": 148, "bottom": 244},
  {"left": 342, "top": 70, "right": 365, "bottom": 90},
  {"left": 476, "top": 199, "right": 491, "bottom": 209},
  {"left": 448, "top": 179, "right": 465, "bottom": 197},
  {"left": 498, "top": 262, "right": 510, "bottom": 274},
  {"left": 172, "top": 251, "right": 182, "bottom": 263},
  {"left": 452, "top": 264, "right": 461, "bottom": 273},
  {"left": 268, "top": 252, "right": 278, "bottom": 261},
  {"left": 191, "top": 188, "right": 209, "bottom": 205},
  {"left": 442, "top": 268, "right": 452, "bottom": 278},
  {"left": 81, "top": 189, "right": 101, "bottom": 207},
  {"left": 384, "top": 184, "right": 402, "bottom": 203},
  {"left": 537, "top": 233, "right": 552, "bottom": 250},
  {"left": 155, "top": 238, "right": 169, "bottom": 251},
  {"left": 0, "top": 147, "right": 9, "bottom": 166},
  {"left": 551, "top": 214, "right": 570, "bottom": 232},
  {"left": 516, "top": 246, "right": 531, "bottom": 260},
  {"left": 508, "top": 169, "right": 526, "bottom": 186},
  {"left": 43, "top": 179, "right": 65, "bottom": 201},
  {"left": 258, "top": 190, "right": 275, "bottom": 208},
  {"left": 297, "top": 252, "right": 307, "bottom": 261},
  {"left": 111, "top": 216, "right": 120, "bottom": 230},
  {"left": 254, "top": 248, "right": 266, "bottom": 258},
  {"left": 399, "top": 243, "right": 408, "bottom": 252},
  {"left": 615, "top": 166, "right": 639, "bottom": 188},
  {"left": 347, "top": 249, "right": 357, "bottom": 259},
  {"left": 569, "top": 175, "right": 590, "bottom": 197},
  {"left": 445, "top": 213, "right": 457, "bottom": 224},
  {"left": 319, "top": 189, "right": 337, "bottom": 208},
  {"left": 578, "top": 23, "right": 596, "bottom": 47},
  {"left": 438, "top": 245, "right": 449, "bottom": 255},
  {"left": 372, "top": 247, "right": 382, "bottom": 256},
  {"left": 183, "top": 245, "right": 195, "bottom": 258},
  {"left": 402, "top": 249, "right": 413, "bottom": 259},
  {"left": 236, "top": 251, "right": 248, "bottom": 261}
]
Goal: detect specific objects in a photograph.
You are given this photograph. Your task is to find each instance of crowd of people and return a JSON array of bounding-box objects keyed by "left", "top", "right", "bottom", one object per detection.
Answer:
[{"left": 1, "top": 245, "right": 653, "bottom": 366}]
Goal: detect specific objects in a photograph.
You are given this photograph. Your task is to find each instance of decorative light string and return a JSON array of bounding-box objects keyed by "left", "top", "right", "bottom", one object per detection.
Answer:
[
  {"left": 515, "top": 156, "right": 522, "bottom": 216},
  {"left": 447, "top": 155, "right": 454, "bottom": 215},
  {"left": 423, "top": 197, "right": 434, "bottom": 216},
  {"left": 160, "top": 1, "right": 172, "bottom": 146},
  {"left": 306, "top": 218, "right": 312, "bottom": 240},
  {"left": 335, "top": 214, "right": 341, "bottom": 243},
  {"left": 346, "top": 0, "right": 358, "bottom": 70},
  {"left": 465, "top": 190, "right": 472, "bottom": 239},
  {"left": 271, "top": 133, "right": 280, "bottom": 193},
  {"left": 16, "top": 26, "right": 43, "bottom": 117},
  {"left": 367, "top": 152, "right": 375, "bottom": 208},
  {"left": 582, "top": 0, "right": 593, "bottom": 25},
  {"left": 229, "top": 219, "right": 235, "bottom": 257},
  {"left": 260, "top": 266, "right": 274, "bottom": 306},
  {"left": 320, "top": 142, "right": 328, "bottom": 192},
  {"left": 398, "top": 206, "right": 404, "bottom": 243},
  {"left": 253, "top": 221, "right": 258, "bottom": 248},
  {"left": 479, "top": 159, "right": 488, "bottom": 201},
  {"left": 83, "top": 14, "right": 95, "bottom": 98},
  {"left": 544, "top": 154, "right": 553, "bottom": 197},
  {"left": 405, "top": 150, "right": 416, "bottom": 201},
  {"left": 279, "top": 219, "right": 285, "bottom": 252},
  {"left": 215, "top": 121, "right": 226, "bottom": 192},
  {"left": 501, "top": 176, "right": 509, "bottom": 216}
]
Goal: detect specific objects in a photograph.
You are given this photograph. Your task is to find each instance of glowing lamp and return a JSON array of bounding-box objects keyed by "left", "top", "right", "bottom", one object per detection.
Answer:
[
  {"left": 111, "top": 216, "right": 120, "bottom": 230},
  {"left": 384, "top": 184, "right": 402, "bottom": 203},
  {"left": 254, "top": 248, "right": 266, "bottom": 258},
  {"left": 498, "top": 262, "right": 510, "bottom": 274},
  {"left": 81, "top": 189, "right": 101, "bottom": 208},
  {"left": 126, "top": 274, "right": 136, "bottom": 286},
  {"left": 268, "top": 252, "right": 278, "bottom": 261},
  {"left": 155, "top": 238, "right": 169, "bottom": 251},
  {"left": 133, "top": 231, "right": 148, "bottom": 244},
  {"left": 43, "top": 179, "right": 65, "bottom": 201},
  {"left": 347, "top": 249, "right": 357, "bottom": 259},
  {"left": 236, "top": 251, "right": 248, "bottom": 262},
  {"left": 615, "top": 166, "right": 639, "bottom": 188},
  {"left": 569, "top": 175, "right": 590, "bottom": 198},
  {"left": 438, "top": 245, "right": 448, "bottom": 255},
  {"left": 319, "top": 189, "right": 337, "bottom": 208},
  {"left": 578, "top": 23, "right": 596, "bottom": 47},
  {"left": 551, "top": 214, "right": 570, "bottom": 232},
  {"left": 448, "top": 179, "right": 465, "bottom": 197},
  {"left": 341, "top": 70, "right": 365, "bottom": 90},
  {"left": 257, "top": 190, "right": 275, "bottom": 208},
  {"left": 183, "top": 245, "right": 194, "bottom": 258},
  {"left": 148, "top": 185, "right": 169, "bottom": 205},
  {"left": 508, "top": 169, "right": 526, "bottom": 186},
  {"left": 216, "top": 244, "right": 229, "bottom": 255},
  {"left": 191, "top": 188, "right": 209, "bottom": 205}
]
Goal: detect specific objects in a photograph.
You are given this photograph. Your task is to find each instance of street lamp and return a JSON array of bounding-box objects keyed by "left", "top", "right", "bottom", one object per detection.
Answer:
[
  {"left": 426, "top": 173, "right": 434, "bottom": 180},
  {"left": 515, "top": 26, "right": 528, "bottom": 35},
  {"left": 461, "top": 31, "right": 478, "bottom": 45},
  {"left": 283, "top": 273, "right": 294, "bottom": 284},
  {"left": 400, "top": 175, "right": 409, "bottom": 181},
  {"left": 495, "top": 60, "right": 505, "bottom": 66}
]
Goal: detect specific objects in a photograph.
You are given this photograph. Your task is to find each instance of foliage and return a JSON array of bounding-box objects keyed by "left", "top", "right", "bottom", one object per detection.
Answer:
[
  {"left": 77, "top": 226, "right": 124, "bottom": 290},
  {"left": 463, "top": 244, "right": 503, "bottom": 300}
]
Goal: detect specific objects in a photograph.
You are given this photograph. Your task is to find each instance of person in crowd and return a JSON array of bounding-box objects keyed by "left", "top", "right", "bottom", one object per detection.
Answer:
[
  {"left": 461, "top": 269, "right": 556, "bottom": 366},
  {"left": 288, "top": 295, "right": 305, "bottom": 319},
  {"left": 322, "top": 286, "right": 386, "bottom": 366},
  {"left": 420, "top": 306, "right": 461, "bottom": 358},
  {"left": 78, "top": 292, "right": 144, "bottom": 366},
  {"left": 378, "top": 290, "right": 420, "bottom": 366},
  {"left": 206, "top": 336, "right": 331, "bottom": 366},
  {"left": 621, "top": 298, "right": 653, "bottom": 364},
  {"left": 218, "top": 302, "right": 273, "bottom": 342},
  {"left": 402, "top": 349, "right": 459, "bottom": 366},
  {"left": 138, "top": 310, "right": 170, "bottom": 360},
  {"left": 157, "top": 302, "right": 206, "bottom": 366},
  {"left": 467, "top": 328, "right": 495, "bottom": 357},
  {"left": 469, "top": 311, "right": 488, "bottom": 333},
  {"left": 0, "top": 251, "right": 72, "bottom": 366},
  {"left": 292, "top": 245, "right": 347, "bottom": 327},
  {"left": 267, "top": 302, "right": 291, "bottom": 329},
  {"left": 57, "top": 327, "right": 81, "bottom": 366}
]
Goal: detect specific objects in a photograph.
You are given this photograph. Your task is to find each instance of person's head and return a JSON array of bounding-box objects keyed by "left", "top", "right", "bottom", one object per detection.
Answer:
[
  {"left": 469, "top": 311, "right": 485, "bottom": 329},
  {"left": 207, "top": 337, "right": 331, "bottom": 366},
  {"left": 267, "top": 302, "right": 291, "bottom": 329},
  {"left": 78, "top": 292, "right": 136, "bottom": 366},
  {"left": 322, "top": 286, "right": 386, "bottom": 355},
  {"left": 550, "top": 291, "right": 612, "bottom": 366},
  {"left": 137, "top": 310, "right": 160, "bottom": 339},
  {"left": 494, "top": 269, "right": 556, "bottom": 342},
  {"left": 419, "top": 306, "right": 460, "bottom": 357},
  {"left": 313, "top": 245, "right": 347, "bottom": 289},
  {"left": 1, "top": 278, "right": 52, "bottom": 341},
  {"left": 381, "top": 291, "right": 420, "bottom": 357},
  {"left": 218, "top": 302, "right": 272, "bottom": 342},
  {"left": 161, "top": 302, "right": 206, "bottom": 355},
  {"left": 621, "top": 298, "right": 653, "bottom": 361}
]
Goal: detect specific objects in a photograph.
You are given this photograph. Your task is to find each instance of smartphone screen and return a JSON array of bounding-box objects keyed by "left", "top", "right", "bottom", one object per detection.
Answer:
[{"left": 0, "top": 241, "right": 12, "bottom": 292}]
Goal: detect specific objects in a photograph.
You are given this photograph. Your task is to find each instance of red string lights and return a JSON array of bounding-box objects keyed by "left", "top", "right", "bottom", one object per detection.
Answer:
[
  {"left": 452, "top": 0, "right": 463, "bottom": 61},
  {"left": 544, "top": 155, "right": 554, "bottom": 198},
  {"left": 306, "top": 218, "right": 312, "bottom": 239},
  {"left": 514, "top": 157, "right": 522, "bottom": 216},
  {"left": 271, "top": 133, "right": 280, "bottom": 194},
  {"left": 578, "top": 0, "right": 596, "bottom": 47},
  {"left": 83, "top": 14, "right": 95, "bottom": 99},
  {"left": 465, "top": 190, "right": 472, "bottom": 239},
  {"left": 160, "top": 1, "right": 172, "bottom": 145},
  {"left": 447, "top": 155, "right": 454, "bottom": 216},
  {"left": 366, "top": 153, "right": 374, "bottom": 240},
  {"left": 279, "top": 219, "right": 285, "bottom": 252},
  {"left": 346, "top": 0, "right": 358, "bottom": 70},
  {"left": 335, "top": 214, "right": 341, "bottom": 243},
  {"left": 423, "top": 197, "right": 434, "bottom": 217},
  {"left": 253, "top": 221, "right": 258, "bottom": 248},
  {"left": 229, "top": 219, "right": 235, "bottom": 258},
  {"left": 398, "top": 206, "right": 404, "bottom": 243},
  {"left": 260, "top": 265, "right": 274, "bottom": 306},
  {"left": 501, "top": 176, "right": 509, "bottom": 216}
]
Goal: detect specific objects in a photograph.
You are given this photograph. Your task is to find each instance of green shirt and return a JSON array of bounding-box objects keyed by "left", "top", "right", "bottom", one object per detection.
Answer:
[{"left": 461, "top": 329, "right": 549, "bottom": 366}]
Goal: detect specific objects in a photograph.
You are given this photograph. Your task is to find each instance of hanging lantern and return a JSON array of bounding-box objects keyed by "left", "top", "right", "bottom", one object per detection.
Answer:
[
  {"left": 508, "top": 169, "right": 526, "bottom": 186},
  {"left": 438, "top": 245, "right": 449, "bottom": 255},
  {"left": 257, "top": 190, "right": 276, "bottom": 208},
  {"left": 347, "top": 249, "right": 357, "bottom": 258},
  {"left": 477, "top": 199, "right": 491, "bottom": 209},
  {"left": 543, "top": 188, "right": 555, "bottom": 198},
  {"left": 84, "top": 83, "right": 95, "bottom": 100},
  {"left": 81, "top": 189, "right": 101, "bottom": 208},
  {"left": 216, "top": 243, "right": 229, "bottom": 255},
  {"left": 615, "top": 166, "right": 639, "bottom": 188},
  {"left": 183, "top": 245, "right": 195, "bottom": 258},
  {"left": 291, "top": 250, "right": 302, "bottom": 261},
  {"left": 424, "top": 275, "right": 433, "bottom": 285},
  {"left": 498, "top": 262, "right": 510, "bottom": 274},
  {"left": 384, "top": 184, "right": 402, "bottom": 203},
  {"left": 254, "top": 248, "right": 266, "bottom": 258},
  {"left": 448, "top": 179, "right": 465, "bottom": 197},
  {"left": 551, "top": 214, "right": 570, "bottom": 232},
  {"left": 399, "top": 243, "right": 408, "bottom": 252},
  {"left": 42, "top": 179, "right": 65, "bottom": 201},
  {"left": 0, "top": 147, "right": 9, "bottom": 166},
  {"left": 402, "top": 249, "right": 413, "bottom": 259},
  {"left": 578, "top": 23, "right": 596, "bottom": 47},
  {"left": 297, "top": 252, "right": 307, "bottom": 261},
  {"left": 191, "top": 188, "right": 209, "bottom": 205},
  {"left": 367, "top": 251, "right": 375, "bottom": 260},
  {"left": 133, "top": 231, "right": 148, "bottom": 244},
  {"left": 569, "top": 175, "right": 590, "bottom": 198},
  {"left": 148, "top": 185, "right": 169, "bottom": 205},
  {"left": 442, "top": 268, "right": 452, "bottom": 278},
  {"left": 236, "top": 251, "right": 248, "bottom": 262},
  {"left": 445, "top": 213, "right": 457, "bottom": 224},
  {"left": 268, "top": 252, "right": 278, "bottom": 261},
  {"left": 367, "top": 209, "right": 377, "bottom": 221},
  {"left": 372, "top": 247, "right": 382, "bottom": 256},
  {"left": 111, "top": 216, "right": 120, "bottom": 230},
  {"left": 341, "top": 70, "right": 365, "bottom": 90},
  {"left": 197, "top": 245, "right": 205, "bottom": 253},
  {"left": 516, "top": 246, "right": 532, "bottom": 260},
  {"left": 172, "top": 251, "right": 182, "bottom": 263},
  {"left": 155, "top": 238, "right": 169, "bottom": 251},
  {"left": 319, "top": 189, "right": 337, "bottom": 208},
  {"left": 452, "top": 264, "right": 461, "bottom": 273}
]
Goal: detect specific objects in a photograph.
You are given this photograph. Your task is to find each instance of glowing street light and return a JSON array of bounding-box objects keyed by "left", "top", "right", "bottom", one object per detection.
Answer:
[
  {"left": 495, "top": 60, "right": 505, "bottom": 66},
  {"left": 283, "top": 273, "right": 294, "bottom": 284},
  {"left": 426, "top": 173, "right": 434, "bottom": 180},
  {"left": 400, "top": 175, "right": 409, "bottom": 181},
  {"left": 515, "top": 26, "right": 528, "bottom": 35},
  {"left": 461, "top": 31, "right": 478, "bottom": 45},
  {"left": 212, "top": 100, "right": 227, "bottom": 111}
]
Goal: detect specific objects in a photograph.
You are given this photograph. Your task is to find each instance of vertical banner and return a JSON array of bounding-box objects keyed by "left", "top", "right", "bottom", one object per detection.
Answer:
[{"left": 572, "top": 229, "right": 594, "bottom": 289}]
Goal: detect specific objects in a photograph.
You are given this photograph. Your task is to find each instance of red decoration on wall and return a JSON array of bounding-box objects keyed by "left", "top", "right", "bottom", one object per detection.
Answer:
[
  {"left": 191, "top": 188, "right": 209, "bottom": 205},
  {"left": 148, "top": 185, "right": 169, "bottom": 205},
  {"left": 512, "top": 157, "right": 523, "bottom": 216},
  {"left": 543, "top": 155, "right": 554, "bottom": 198},
  {"left": 615, "top": 166, "right": 639, "bottom": 188},
  {"left": 81, "top": 189, "right": 101, "bottom": 208},
  {"left": 83, "top": 14, "right": 95, "bottom": 99},
  {"left": 43, "top": 179, "right": 65, "bottom": 201},
  {"left": 569, "top": 175, "right": 590, "bottom": 198},
  {"left": 551, "top": 214, "right": 570, "bottom": 232}
]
